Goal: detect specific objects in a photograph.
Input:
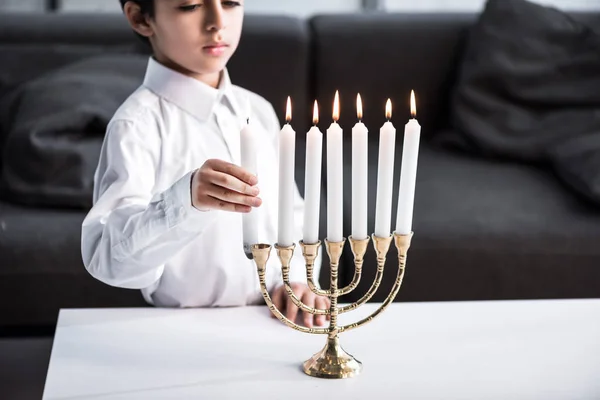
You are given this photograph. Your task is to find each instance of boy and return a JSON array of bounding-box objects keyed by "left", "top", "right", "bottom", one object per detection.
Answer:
[{"left": 81, "top": 0, "right": 328, "bottom": 327}]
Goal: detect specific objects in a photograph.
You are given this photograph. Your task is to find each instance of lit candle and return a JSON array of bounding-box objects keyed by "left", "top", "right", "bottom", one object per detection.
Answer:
[
  {"left": 240, "top": 112, "right": 259, "bottom": 254},
  {"left": 278, "top": 97, "right": 296, "bottom": 247},
  {"left": 327, "top": 91, "right": 344, "bottom": 243},
  {"left": 395, "top": 91, "right": 421, "bottom": 235},
  {"left": 303, "top": 101, "right": 323, "bottom": 244},
  {"left": 352, "top": 94, "right": 368, "bottom": 240},
  {"left": 374, "top": 99, "right": 397, "bottom": 238}
]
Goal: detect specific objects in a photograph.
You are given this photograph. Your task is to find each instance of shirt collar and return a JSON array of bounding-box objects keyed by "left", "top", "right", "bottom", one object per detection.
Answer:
[{"left": 142, "top": 57, "right": 243, "bottom": 121}]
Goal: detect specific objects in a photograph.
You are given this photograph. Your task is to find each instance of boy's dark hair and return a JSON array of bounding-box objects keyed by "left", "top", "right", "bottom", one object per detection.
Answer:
[{"left": 119, "top": 0, "right": 155, "bottom": 47}]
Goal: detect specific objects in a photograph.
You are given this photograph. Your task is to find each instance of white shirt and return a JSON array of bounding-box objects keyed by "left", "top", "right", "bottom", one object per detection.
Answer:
[{"left": 81, "top": 57, "right": 321, "bottom": 308}]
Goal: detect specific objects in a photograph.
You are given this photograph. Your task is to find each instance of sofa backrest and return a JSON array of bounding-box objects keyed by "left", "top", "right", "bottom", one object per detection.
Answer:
[
  {"left": 310, "top": 11, "right": 600, "bottom": 141},
  {"left": 0, "top": 13, "right": 311, "bottom": 157},
  {"left": 1, "top": 11, "right": 598, "bottom": 176},
  {"left": 311, "top": 13, "right": 476, "bottom": 139},
  {"left": 0, "top": 14, "right": 145, "bottom": 100}
]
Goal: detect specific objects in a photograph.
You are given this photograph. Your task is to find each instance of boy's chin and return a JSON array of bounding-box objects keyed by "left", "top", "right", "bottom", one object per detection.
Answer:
[{"left": 189, "top": 60, "right": 230, "bottom": 76}]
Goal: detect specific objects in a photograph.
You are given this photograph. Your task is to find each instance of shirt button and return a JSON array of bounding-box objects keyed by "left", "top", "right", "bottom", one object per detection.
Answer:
[{"left": 179, "top": 206, "right": 185, "bottom": 217}]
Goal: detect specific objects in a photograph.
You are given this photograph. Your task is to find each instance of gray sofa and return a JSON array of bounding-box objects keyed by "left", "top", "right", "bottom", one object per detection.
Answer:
[{"left": 1, "top": 11, "right": 599, "bottom": 332}]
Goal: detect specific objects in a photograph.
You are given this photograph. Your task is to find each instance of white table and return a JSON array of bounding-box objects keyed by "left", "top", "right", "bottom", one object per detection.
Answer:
[{"left": 43, "top": 300, "right": 600, "bottom": 400}]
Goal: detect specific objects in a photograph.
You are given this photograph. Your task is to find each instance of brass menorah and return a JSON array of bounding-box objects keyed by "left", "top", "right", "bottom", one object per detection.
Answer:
[{"left": 251, "top": 231, "right": 413, "bottom": 379}]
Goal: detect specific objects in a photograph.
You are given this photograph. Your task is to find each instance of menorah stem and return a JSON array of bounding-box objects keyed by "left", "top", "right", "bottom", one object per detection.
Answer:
[
  {"left": 329, "top": 292, "right": 338, "bottom": 340},
  {"left": 325, "top": 239, "right": 345, "bottom": 337},
  {"left": 302, "top": 238, "right": 362, "bottom": 379}
]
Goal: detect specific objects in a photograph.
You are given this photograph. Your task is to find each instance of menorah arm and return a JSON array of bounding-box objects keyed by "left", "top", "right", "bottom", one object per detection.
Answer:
[
  {"left": 338, "top": 234, "right": 392, "bottom": 314},
  {"left": 300, "top": 241, "right": 332, "bottom": 297},
  {"left": 252, "top": 244, "right": 328, "bottom": 335},
  {"left": 336, "top": 237, "right": 369, "bottom": 296},
  {"left": 278, "top": 245, "right": 330, "bottom": 316},
  {"left": 338, "top": 233, "right": 413, "bottom": 334}
]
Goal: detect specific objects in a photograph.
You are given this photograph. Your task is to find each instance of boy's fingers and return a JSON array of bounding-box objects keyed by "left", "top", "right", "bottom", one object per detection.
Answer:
[
  {"left": 209, "top": 171, "right": 260, "bottom": 196},
  {"left": 302, "top": 292, "right": 316, "bottom": 328},
  {"left": 204, "top": 195, "right": 252, "bottom": 213},
  {"left": 205, "top": 184, "right": 262, "bottom": 208},
  {"left": 210, "top": 160, "right": 258, "bottom": 187}
]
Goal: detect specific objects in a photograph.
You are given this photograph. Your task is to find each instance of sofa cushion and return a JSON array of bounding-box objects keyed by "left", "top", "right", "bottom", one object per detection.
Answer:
[
  {"left": 341, "top": 142, "right": 600, "bottom": 303},
  {"left": 0, "top": 201, "right": 147, "bottom": 327}
]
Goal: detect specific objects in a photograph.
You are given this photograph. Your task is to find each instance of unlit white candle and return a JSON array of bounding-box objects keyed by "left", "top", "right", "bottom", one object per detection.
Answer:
[{"left": 240, "top": 119, "right": 259, "bottom": 249}]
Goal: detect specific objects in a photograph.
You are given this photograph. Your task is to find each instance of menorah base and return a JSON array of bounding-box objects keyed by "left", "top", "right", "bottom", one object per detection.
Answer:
[{"left": 302, "top": 336, "right": 362, "bottom": 379}]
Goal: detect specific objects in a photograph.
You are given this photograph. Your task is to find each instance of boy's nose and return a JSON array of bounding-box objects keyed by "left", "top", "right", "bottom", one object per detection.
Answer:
[{"left": 205, "top": 5, "right": 226, "bottom": 32}]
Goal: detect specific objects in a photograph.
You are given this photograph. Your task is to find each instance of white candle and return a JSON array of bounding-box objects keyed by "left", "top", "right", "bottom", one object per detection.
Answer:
[
  {"left": 352, "top": 94, "right": 368, "bottom": 240},
  {"left": 278, "top": 97, "right": 296, "bottom": 247},
  {"left": 395, "top": 91, "right": 421, "bottom": 235},
  {"left": 327, "top": 91, "right": 344, "bottom": 243},
  {"left": 240, "top": 116, "right": 259, "bottom": 252},
  {"left": 303, "top": 101, "right": 323, "bottom": 244},
  {"left": 374, "top": 99, "right": 397, "bottom": 238}
]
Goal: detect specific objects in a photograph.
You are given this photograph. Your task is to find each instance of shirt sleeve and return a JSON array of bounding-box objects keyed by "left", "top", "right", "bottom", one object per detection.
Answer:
[
  {"left": 264, "top": 103, "right": 323, "bottom": 288},
  {"left": 81, "top": 118, "right": 216, "bottom": 290}
]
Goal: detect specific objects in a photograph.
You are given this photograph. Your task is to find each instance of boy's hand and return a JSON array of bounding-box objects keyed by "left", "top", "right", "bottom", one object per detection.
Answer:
[
  {"left": 271, "top": 283, "right": 331, "bottom": 328},
  {"left": 191, "top": 159, "right": 262, "bottom": 213}
]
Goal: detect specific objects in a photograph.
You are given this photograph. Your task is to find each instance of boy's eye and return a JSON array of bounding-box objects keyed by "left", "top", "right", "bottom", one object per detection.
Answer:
[
  {"left": 179, "top": 4, "right": 202, "bottom": 12},
  {"left": 178, "top": 2, "right": 240, "bottom": 11}
]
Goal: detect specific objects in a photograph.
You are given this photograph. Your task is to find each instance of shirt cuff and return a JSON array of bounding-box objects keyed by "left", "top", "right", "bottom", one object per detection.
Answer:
[{"left": 163, "top": 170, "right": 216, "bottom": 233}]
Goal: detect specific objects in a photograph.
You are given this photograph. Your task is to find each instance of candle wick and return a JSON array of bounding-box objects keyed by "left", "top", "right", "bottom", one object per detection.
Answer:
[{"left": 246, "top": 118, "right": 250, "bottom": 124}]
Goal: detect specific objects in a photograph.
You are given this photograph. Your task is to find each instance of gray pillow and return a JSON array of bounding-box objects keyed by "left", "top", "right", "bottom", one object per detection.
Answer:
[{"left": 0, "top": 54, "right": 148, "bottom": 209}]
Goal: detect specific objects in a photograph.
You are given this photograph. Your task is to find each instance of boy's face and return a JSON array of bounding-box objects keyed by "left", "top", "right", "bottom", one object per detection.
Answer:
[{"left": 129, "top": 1, "right": 244, "bottom": 79}]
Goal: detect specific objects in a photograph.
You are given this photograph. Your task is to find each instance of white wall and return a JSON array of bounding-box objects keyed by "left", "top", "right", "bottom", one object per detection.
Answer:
[
  {"left": 0, "top": 0, "right": 44, "bottom": 12},
  {"left": 58, "top": 0, "right": 362, "bottom": 16},
  {"left": 1, "top": 0, "right": 597, "bottom": 14},
  {"left": 384, "top": 0, "right": 600, "bottom": 12}
]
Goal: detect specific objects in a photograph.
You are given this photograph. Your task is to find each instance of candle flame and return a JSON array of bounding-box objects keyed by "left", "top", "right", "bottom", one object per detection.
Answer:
[
  {"left": 357, "top": 93, "right": 363, "bottom": 120},
  {"left": 385, "top": 98, "right": 392, "bottom": 120},
  {"left": 286, "top": 96, "right": 292, "bottom": 123},
  {"left": 332, "top": 90, "right": 340, "bottom": 122},
  {"left": 313, "top": 100, "right": 319, "bottom": 125},
  {"left": 410, "top": 90, "right": 416, "bottom": 118}
]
